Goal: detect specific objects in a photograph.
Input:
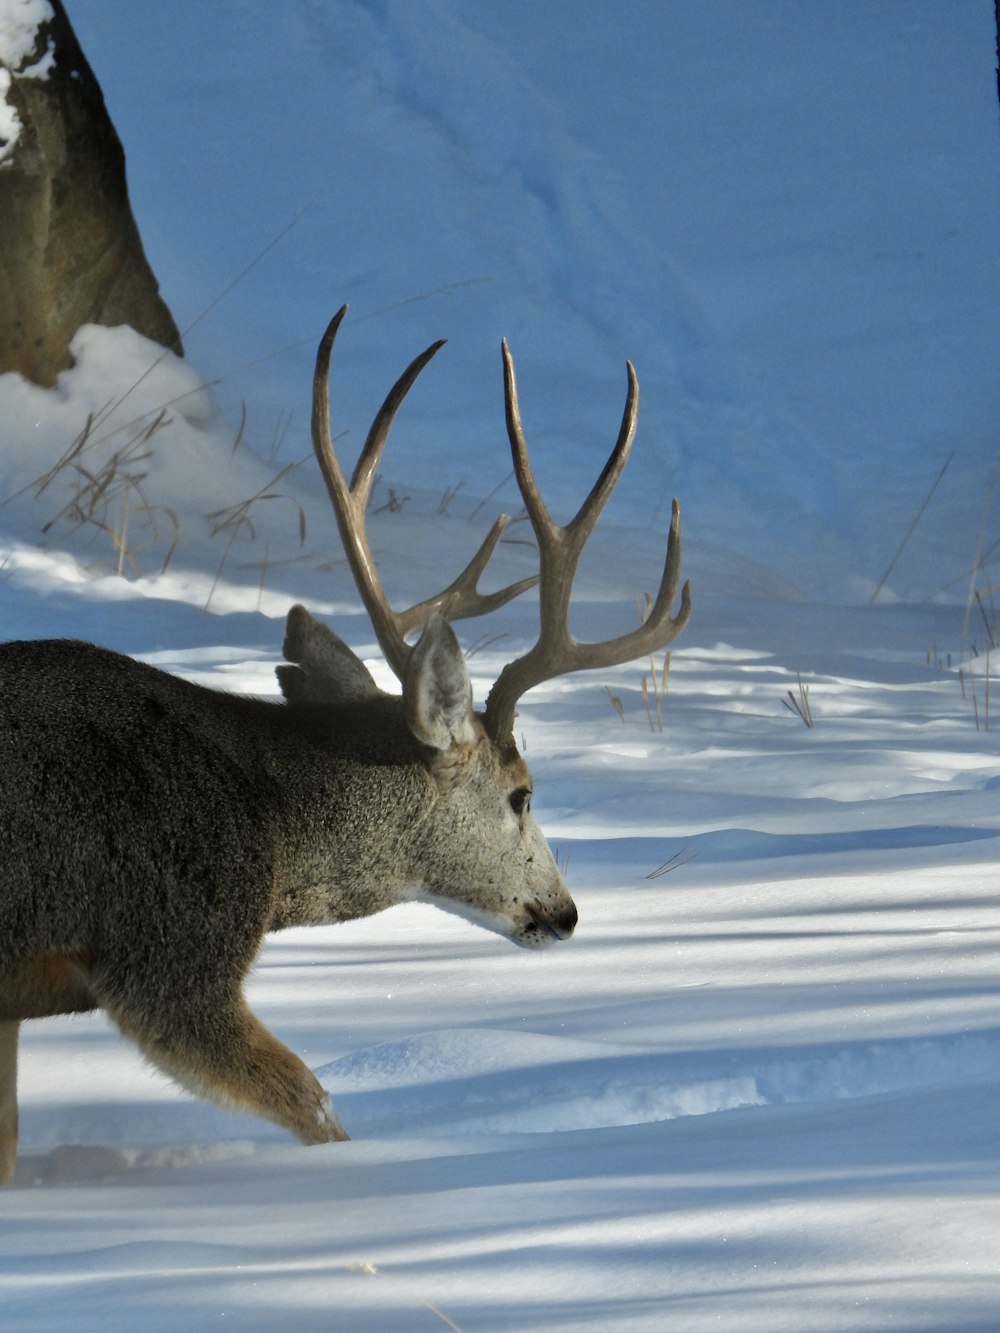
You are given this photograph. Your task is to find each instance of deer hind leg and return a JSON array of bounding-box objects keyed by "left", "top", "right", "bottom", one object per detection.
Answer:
[
  {"left": 0, "top": 1022, "right": 19, "bottom": 1186},
  {"left": 110, "top": 994, "right": 350, "bottom": 1146},
  {"left": 0, "top": 955, "right": 96, "bottom": 1187}
]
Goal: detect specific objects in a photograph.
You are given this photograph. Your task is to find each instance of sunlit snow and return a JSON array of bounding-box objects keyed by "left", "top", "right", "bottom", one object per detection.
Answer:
[{"left": 1, "top": 2, "right": 998, "bottom": 1331}]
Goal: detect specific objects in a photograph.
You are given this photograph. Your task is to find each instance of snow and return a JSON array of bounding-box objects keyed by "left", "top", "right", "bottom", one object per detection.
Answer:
[
  {"left": 0, "top": 0, "right": 52, "bottom": 68},
  {"left": 1, "top": 0, "right": 999, "bottom": 1329},
  {"left": 0, "top": 0, "right": 53, "bottom": 165}
]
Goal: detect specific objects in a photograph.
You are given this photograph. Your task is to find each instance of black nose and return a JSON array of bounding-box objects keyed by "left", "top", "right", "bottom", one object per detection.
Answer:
[
  {"left": 528, "top": 898, "right": 578, "bottom": 940},
  {"left": 556, "top": 899, "right": 578, "bottom": 937}
]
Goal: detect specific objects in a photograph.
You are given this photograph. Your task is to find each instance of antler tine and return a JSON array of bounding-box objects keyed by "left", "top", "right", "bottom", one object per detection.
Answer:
[
  {"left": 483, "top": 344, "right": 691, "bottom": 741},
  {"left": 567, "top": 360, "right": 639, "bottom": 542},
  {"left": 396, "top": 513, "right": 539, "bottom": 636},
  {"left": 311, "top": 306, "right": 410, "bottom": 678},
  {"left": 311, "top": 307, "right": 539, "bottom": 680},
  {"left": 502, "top": 338, "right": 553, "bottom": 539},
  {"left": 569, "top": 498, "right": 691, "bottom": 670},
  {"left": 503, "top": 344, "right": 638, "bottom": 553},
  {"left": 351, "top": 339, "right": 447, "bottom": 507}
]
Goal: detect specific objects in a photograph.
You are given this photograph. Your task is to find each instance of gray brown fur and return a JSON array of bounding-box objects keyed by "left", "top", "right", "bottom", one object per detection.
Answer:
[{"left": 0, "top": 607, "right": 576, "bottom": 1184}]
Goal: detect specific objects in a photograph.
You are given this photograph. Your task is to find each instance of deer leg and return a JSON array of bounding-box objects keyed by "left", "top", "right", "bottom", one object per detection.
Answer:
[
  {"left": 111, "top": 996, "right": 350, "bottom": 1146},
  {"left": 0, "top": 1022, "right": 19, "bottom": 1186}
]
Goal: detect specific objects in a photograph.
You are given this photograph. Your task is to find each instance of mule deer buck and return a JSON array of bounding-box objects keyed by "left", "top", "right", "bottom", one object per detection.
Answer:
[{"left": 0, "top": 305, "right": 690, "bottom": 1184}]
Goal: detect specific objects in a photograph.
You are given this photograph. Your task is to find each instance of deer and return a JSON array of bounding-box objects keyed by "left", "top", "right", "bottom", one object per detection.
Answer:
[{"left": 0, "top": 305, "right": 691, "bottom": 1184}]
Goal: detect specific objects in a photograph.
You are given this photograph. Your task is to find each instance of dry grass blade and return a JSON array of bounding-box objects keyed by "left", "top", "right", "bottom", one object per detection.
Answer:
[
  {"left": 159, "top": 507, "right": 181, "bottom": 574},
  {"left": 464, "top": 630, "right": 509, "bottom": 659},
  {"left": 960, "top": 448, "right": 1000, "bottom": 641},
  {"left": 229, "top": 401, "right": 249, "bottom": 457},
  {"left": 347, "top": 1263, "right": 465, "bottom": 1332},
  {"left": 782, "top": 669, "right": 814, "bottom": 727},
  {"left": 636, "top": 592, "right": 671, "bottom": 732},
  {"left": 205, "top": 459, "right": 306, "bottom": 535},
  {"left": 496, "top": 510, "right": 533, "bottom": 547},
  {"left": 373, "top": 485, "right": 410, "bottom": 514},
  {"left": 603, "top": 685, "right": 625, "bottom": 722},
  {"left": 975, "top": 589, "right": 998, "bottom": 649},
  {"left": 870, "top": 449, "right": 954, "bottom": 605},
  {"left": 640, "top": 675, "right": 657, "bottom": 731},
  {"left": 962, "top": 648, "right": 991, "bottom": 732},
  {"left": 204, "top": 458, "right": 309, "bottom": 610},
  {"left": 647, "top": 847, "right": 697, "bottom": 879},
  {"left": 468, "top": 469, "right": 515, "bottom": 523},
  {"left": 438, "top": 480, "right": 465, "bottom": 514}
]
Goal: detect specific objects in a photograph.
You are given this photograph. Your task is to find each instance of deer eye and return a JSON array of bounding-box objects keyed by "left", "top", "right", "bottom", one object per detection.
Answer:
[{"left": 509, "top": 787, "right": 531, "bottom": 817}]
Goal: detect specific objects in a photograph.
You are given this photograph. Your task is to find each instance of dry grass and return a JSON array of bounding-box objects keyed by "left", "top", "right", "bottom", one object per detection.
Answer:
[
  {"left": 203, "top": 456, "right": 308, "bottom": 610},
  {"left": 782, "top": 669, "right": 814, "bottom": 728},
  {"left": 11, "top": 407, "right": 181, "bottom": 577},
  {"left": 601, "top": 592, "right": 673, "bottom": 731},
  {"left": 603, "top": 685, "right": 625, "bottom": 722},
  {"left": 646, "top": 847, "right": 697, "bottom": 879},
  {"left": 348, "top": 1263, "right": 464, "bottom": 1332},
  {"left": 958, "top": 647, "right": 992, "bottom": 731}
]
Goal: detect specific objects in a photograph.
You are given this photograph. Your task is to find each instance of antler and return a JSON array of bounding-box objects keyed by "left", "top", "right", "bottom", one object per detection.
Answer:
[
  {"left": 310, "top": 306, "right": 537, "bottom": 679},
  {"left": 482, "top": 341, "right": 692, "bottom": 741}
]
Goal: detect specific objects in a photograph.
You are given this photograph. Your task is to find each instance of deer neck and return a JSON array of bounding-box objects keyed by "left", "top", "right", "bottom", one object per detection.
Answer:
[{"left": 265, "top": 696, "right": 433, "bottom": 930}]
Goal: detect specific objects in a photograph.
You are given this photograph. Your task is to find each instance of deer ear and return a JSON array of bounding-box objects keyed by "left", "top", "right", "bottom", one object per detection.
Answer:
[
  {"left": 404, "top": 614, "right": 477, "bottom": 751},
  {"left": 278, "top": 604, "right": 382, "bottom": 705}
]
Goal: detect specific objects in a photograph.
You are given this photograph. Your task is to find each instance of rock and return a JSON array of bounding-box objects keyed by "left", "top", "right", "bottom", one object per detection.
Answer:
[{"left": 0, "top": 0, "right": 182, "bottom": 386}]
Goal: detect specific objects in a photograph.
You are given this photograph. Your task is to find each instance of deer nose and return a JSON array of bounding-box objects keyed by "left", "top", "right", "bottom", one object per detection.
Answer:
[
  {"left": 528, "top": 898, "right": 578, "bottom": 940},
  {"left": 556, "top": 899, "right": 578, "bottom": 937}
]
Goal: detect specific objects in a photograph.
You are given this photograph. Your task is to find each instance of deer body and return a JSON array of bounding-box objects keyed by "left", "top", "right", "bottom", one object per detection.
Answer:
[{"left": 0, "top": 306, "right": 689, "bottom": 1184}]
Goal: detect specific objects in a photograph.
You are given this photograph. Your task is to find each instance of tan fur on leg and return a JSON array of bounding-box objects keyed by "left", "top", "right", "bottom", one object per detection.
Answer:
[
  {"left": 113, "top": 997, "right": 350, "bottom": 1145},
  {"left": 0, "top": 1022, "right": 19, "bottom": 1187}
]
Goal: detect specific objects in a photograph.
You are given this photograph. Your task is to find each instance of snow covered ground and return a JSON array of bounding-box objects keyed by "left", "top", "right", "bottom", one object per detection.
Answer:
[
  {"left": 2, "top": 1, "right": 999, "bottom": 1330},
  {"left": 3, "top": 577, "right": 999, "bottom": 1331}
]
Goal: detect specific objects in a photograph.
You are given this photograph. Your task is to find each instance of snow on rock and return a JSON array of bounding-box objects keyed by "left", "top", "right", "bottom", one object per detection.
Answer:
[
  {"left": 0, "top": 0, "right": 54, "bottom": 165},
  {"left": 0, "top": 0, "right": 53, "bottom": 68}
]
